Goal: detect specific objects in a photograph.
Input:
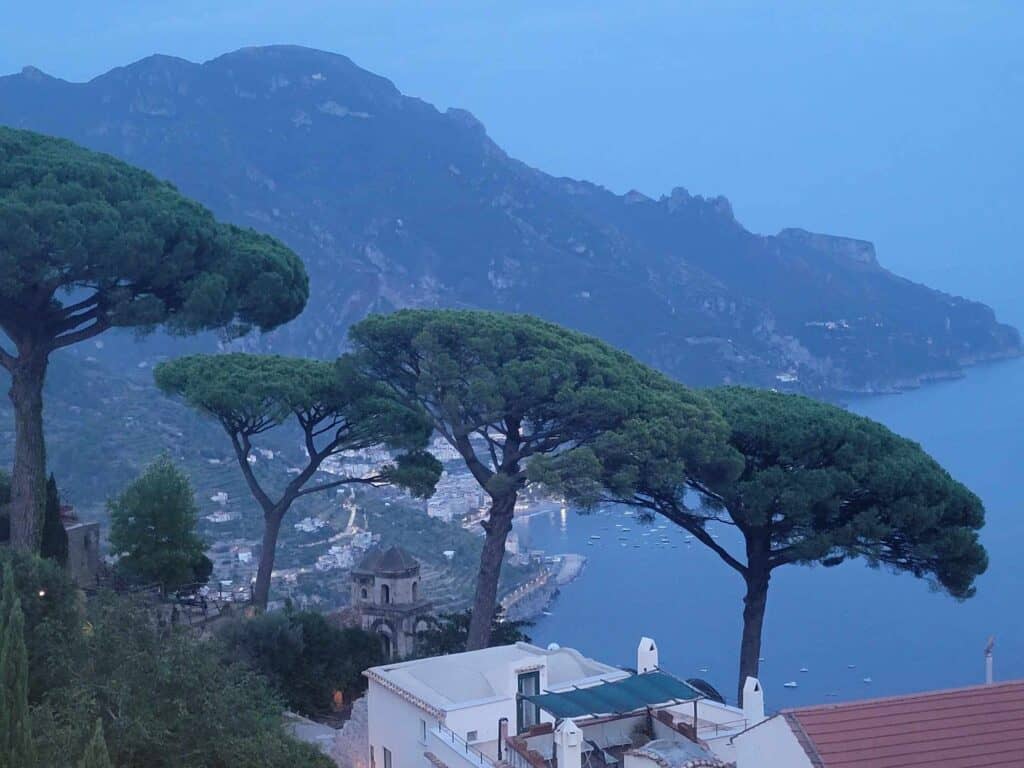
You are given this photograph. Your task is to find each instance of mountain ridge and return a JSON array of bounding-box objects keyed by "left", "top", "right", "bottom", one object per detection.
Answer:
[{"left": 1, "top": 45, "right": 1018, "bottom": 395}]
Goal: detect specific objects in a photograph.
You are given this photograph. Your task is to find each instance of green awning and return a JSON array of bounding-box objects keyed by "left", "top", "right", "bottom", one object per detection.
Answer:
[{"left": 522, "top": 671, "right": 700, "bottom": 719}]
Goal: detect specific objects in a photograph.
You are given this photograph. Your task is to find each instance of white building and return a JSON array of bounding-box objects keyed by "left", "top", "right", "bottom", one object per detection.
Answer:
[{"left": 364, "top": 637, "right": 758, "bottom": 768}]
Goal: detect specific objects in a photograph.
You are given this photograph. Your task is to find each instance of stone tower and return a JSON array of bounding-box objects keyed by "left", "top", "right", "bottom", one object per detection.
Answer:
[{"left": 351, "top": 546, "right": 432, "bottom": 660}]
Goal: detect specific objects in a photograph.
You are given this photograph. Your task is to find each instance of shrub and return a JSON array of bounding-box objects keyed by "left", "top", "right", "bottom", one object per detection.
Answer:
[{"left": 219, "top": 608, "right": 382, "bottom": 716}]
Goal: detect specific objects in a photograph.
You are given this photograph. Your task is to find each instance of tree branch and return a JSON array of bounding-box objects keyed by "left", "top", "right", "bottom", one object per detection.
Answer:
[
  {"left": 229, "top": 432, "right": 275, "bottom": 513},
  {"left": 0, "top": 343, "right": 14, "bottom": 370},
  {"left": 454, "top": 432, "right": 495, "bottom": 487},
  {"left": 295, "top": 474, "right": 387, "bottom": 498},
  {"left": 640, "top": 498, "right": 748, "bottom": 575},
  {"left": 49, "top": 317, "right": 111, "bottom": 351},
  {"left": 58, "top": 293, "right": 101, "bottom": 317}
]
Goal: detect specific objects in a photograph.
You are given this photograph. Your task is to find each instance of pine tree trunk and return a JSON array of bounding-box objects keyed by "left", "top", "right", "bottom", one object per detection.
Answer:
[
  {"left": 737, "top": 566, "right": 770, "bottom": 706},
  {"left": 7, "top": 350, "right": 48, "bottom": 552},
  {"left": 252, "top": 508, "right": 285, "bottom": 610},
  {"left": 466, "top": 492, "right": 517, "bottom": 650}
]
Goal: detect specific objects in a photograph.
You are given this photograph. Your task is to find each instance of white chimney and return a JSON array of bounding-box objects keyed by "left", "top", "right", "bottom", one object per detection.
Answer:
[
  {"left": 554, "top": 718, "right": 583, "bottom": 768},
  {"left": 637, "top": 637, "right": 659, "bottom": 673},
  {"left": 742, "top": 677, "right": 765, "bottom": 724},
  {"left": 985, "top": 636, "right": 995, "bottom": 684}
]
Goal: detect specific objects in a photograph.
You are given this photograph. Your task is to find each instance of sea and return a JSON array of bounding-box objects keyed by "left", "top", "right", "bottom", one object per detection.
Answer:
[{"left": 515, "top": 355, "right": 1024, "bottom": 708}]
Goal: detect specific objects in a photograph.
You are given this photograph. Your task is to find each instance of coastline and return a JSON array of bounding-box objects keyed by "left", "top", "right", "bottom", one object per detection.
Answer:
[{"left": 502, "top": 553, "right": 587, "bottom": 622}]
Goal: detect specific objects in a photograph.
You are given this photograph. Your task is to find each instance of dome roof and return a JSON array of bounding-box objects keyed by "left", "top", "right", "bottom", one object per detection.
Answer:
[{"left": 354, "top": 545, "right": 419, "bottom": 576}]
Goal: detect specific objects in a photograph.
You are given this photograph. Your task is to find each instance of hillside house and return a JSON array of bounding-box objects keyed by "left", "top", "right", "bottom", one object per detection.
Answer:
[{"left": 364, "top": 637, "right": 757, "bottom": 768}]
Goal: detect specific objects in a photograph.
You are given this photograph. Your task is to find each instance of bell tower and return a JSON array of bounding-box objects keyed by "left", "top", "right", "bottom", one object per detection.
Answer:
[{"left": 352, "top": 546, "right": 431, "bottom": 659}]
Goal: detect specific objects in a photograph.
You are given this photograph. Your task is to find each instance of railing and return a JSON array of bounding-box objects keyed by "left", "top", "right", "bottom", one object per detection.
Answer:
[
  {"left": 433, "top": 724, "right": 499, "bottom": 767},
  {"left": 697, "top": 717, "right": 749, "bottom": 737},
  {"left": 504, "top": 736, "right": 548, "bottom": 768}
]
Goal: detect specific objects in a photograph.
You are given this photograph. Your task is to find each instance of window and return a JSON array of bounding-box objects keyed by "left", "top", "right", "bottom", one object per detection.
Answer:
[
  {"left": 419, "top": 719, "right": 427, "bottom": 743},
  {"left": 360, "top": 588, "right": 368, "bottom": 600},
  {"left": 467, "top": 730, "right": 478, "bottom": 742},
  {"left": 516, "top": 670, "right": 541, "bottom": 733},
  {"left": 412, "top": 581, "right": 418, "bottom": 601},
  {"left": 381, "top": 584, "right": 391, "bottom": 604},
  {"left": 382, "top": 747, "right": 392, "bottom": 768},
  {"left": 370, "top": 746, "right": 375, "bottom": 768}
]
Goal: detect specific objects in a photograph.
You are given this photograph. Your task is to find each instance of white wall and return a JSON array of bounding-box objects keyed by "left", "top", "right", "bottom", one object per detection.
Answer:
[
  {"left": 445, "top": 698, "right": 515, "bottom": 745},
  {"left": 623, "top": 754, "right": 659, "bottom": 768},
  {"left": 367, "top": 680, "right": 438, "bottom": 768},
  {"left": 733, "top": 715, "right": 813, "bottom": 768}
]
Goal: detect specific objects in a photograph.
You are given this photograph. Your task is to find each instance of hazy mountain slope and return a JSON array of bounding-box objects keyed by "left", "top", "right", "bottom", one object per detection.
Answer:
[{"left": 1, "top": 45, "right": 1018, "bottom": 393}]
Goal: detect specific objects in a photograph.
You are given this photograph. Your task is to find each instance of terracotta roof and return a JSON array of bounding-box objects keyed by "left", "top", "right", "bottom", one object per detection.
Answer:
[{"left": 782, "top": 679, "right": 1024, "bottom": 767}]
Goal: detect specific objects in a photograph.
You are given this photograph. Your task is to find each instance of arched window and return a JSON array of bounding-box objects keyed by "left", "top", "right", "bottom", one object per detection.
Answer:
[
  {"left": 360, "top": 587, "right": 368, "bottom": 600},
  {"left": 381, "top": 584, "right": 391, "bottom": 604},
  {"left": 412, "top": 581, "right": 418, "bottom": 601}
]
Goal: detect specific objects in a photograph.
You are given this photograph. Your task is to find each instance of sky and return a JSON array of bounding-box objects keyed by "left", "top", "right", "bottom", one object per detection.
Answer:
[{"left": 2, "top": 1, "right": 1022, "bottom": 325}]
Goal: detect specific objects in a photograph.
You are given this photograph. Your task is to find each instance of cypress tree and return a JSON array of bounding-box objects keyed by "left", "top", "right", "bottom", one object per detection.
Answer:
[
  {"left": 78, "top": 719, "right": 112, "bottom": 768},
  {"left": 0, "top": 588, "right": 34, "bottom": 767},
  {"left": 40, "top": 475, "right": 68, "bottom": 567}
]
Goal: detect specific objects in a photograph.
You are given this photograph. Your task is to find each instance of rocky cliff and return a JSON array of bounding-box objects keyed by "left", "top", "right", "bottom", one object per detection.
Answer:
[{"left": 1, "top": 45, "right": 1018, "bottom": 394}]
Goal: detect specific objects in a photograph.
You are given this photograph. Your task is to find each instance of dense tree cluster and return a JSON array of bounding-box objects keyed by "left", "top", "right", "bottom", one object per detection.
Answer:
[
  {"left": 0, "top": 551, "right": 333, "bottom": 768},
  {"left": 218, "top": 607, "right": 383, "bottom": 716}
]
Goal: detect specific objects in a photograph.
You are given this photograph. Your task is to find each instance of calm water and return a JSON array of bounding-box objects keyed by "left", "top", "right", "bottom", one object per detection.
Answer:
[{"left": 518, "top": 357, "right": 1024, "bottom": 708}]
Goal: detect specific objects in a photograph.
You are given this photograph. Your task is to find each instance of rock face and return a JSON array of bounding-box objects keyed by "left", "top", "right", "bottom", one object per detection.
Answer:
[
  {"left": 1, "top": 45, "right": 1018, "bottom": 394},
  {"left": 331, "top": 696, "right": 369, "bottom": 768}
]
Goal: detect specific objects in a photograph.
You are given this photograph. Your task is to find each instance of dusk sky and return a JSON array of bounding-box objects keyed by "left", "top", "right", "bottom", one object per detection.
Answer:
[{"left": 3, "top": 1, "right": 1021, "bottom": 323}]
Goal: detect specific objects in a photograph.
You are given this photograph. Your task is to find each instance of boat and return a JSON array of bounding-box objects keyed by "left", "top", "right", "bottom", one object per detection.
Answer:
[
  {"left": 863, "top": 677, "right": 872, "bottom": 684},
  {"left": 847, "top": 664, "right": 856, "bottom": 669},
  {"left": 783, "top": 681, "right": 798, "bottom": 689},
  {"left": 799, "top": 667, "right": 809, "bottom": 673}
]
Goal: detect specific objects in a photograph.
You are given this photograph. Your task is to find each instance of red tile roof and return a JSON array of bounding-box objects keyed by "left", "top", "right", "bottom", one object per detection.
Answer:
[{"left": 782, "top": 680, "right": 1024, "bottom": 768}]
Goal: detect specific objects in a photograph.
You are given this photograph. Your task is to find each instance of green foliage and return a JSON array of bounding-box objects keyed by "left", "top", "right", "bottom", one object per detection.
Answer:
[
  {"left": 0, "top": 564, "right": 35, "bottom": 768},
  {"left": 0, "top": 551, "right": 328, "bottom": 768},
  {"left": 40, "top": 475, "right": 68, "bottom": 567},
  {"left": 153, "top": 354, "right": 438, "bottom": 473},
  {"left": 0, "top": 549, "right": 82, "bottom": 700},
  {"left": 0, "top": 126, "right": 308, "bottom": 341},
  {"left": 219, "top": 609, "right": 383, "bottom": 716},
  {"left": 32, "top": 594, "right": 333, "bottom": 768},
  {"left": 702, "top": 387, "right": 988, "bottom": 594},
  {"left": 351, "top": 310, "right": 652, "bottom": 484},
  {"left": 0, "top": 126, "right": 309, "bottom": 551},
  {"left": 532, "top": 373, "right": 743, "bottom": 508},
  {"left": 107, "top": 455, "right": 211, "bottom": 591},
  {"left": 415, "top": 608, "right": 533, "bottom": 657},
  {"left": 77, "top": 720, "right": 111, "bottom": 768}
]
